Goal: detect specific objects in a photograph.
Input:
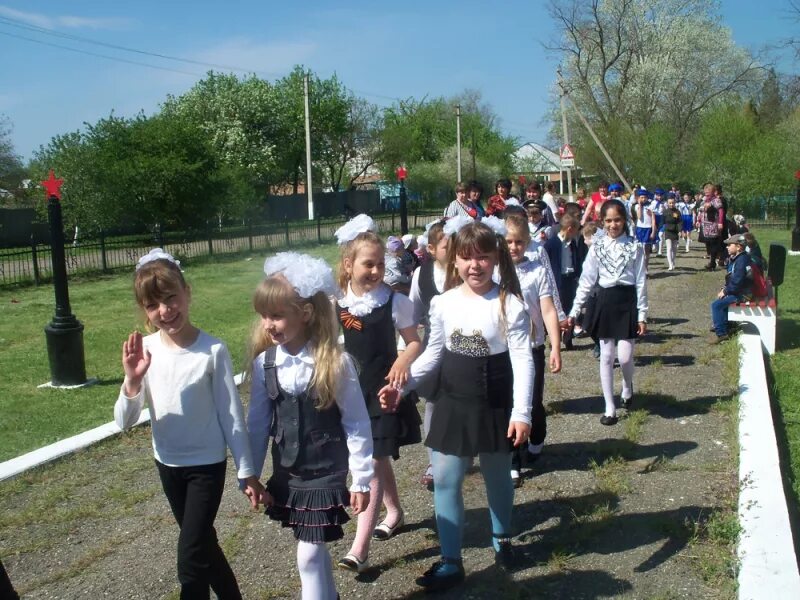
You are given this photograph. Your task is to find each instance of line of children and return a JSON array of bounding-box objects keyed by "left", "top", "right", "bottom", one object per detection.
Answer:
[{"left": 662, "top": 194, "right": 682, "bottom": 271}]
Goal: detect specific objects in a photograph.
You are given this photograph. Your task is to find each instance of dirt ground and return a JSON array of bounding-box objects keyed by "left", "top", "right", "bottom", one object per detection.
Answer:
[{"left": 0, "top": 244, "right": 740, "bottom": 599}]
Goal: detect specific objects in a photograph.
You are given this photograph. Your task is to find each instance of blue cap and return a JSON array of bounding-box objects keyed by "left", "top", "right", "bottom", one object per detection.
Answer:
[
  {"left": 667, "top": 191, "right": 676, "bottom": 199},
  {"left": 608, "top": 183, "right": 623, "bottom": 192},
  {"left": 654, "top": 188, "right": 665, "bottom": 195},
  {"left": 637, "top": 188, "right": 651, "bottom": 199}
]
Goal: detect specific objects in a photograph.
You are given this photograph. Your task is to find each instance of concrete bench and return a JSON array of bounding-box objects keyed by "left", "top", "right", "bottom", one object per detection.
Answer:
[{"left": 728, "top": 280, "right": 777, "bottom": 354}]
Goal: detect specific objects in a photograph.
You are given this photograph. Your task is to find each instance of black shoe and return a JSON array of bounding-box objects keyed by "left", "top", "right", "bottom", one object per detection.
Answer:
[
  {"left": 600, "top": 415, "right": 618, "bottom": 426},
  {"left": 621, "top": 396, "right": 633, "bottom": 409},
  {"left": 564, "top": 339, "right": 574, "bottom": 351},
  {"left": 525, "top": 449, "right": 542, "bottom": 465},
  {"left": 415, "top": 559, "right": 465, "bottom": 591},
  {"left": 494, "top": 538, "right": 517, "bottom": 572}
]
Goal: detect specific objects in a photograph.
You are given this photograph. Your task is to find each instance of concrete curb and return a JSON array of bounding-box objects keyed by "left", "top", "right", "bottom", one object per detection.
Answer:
[
  {"left": 737, "top": 331, "right": 800, "bottom": 599},
  {"left": 0, "top": 373, "right": 246, "bottom": 482}
]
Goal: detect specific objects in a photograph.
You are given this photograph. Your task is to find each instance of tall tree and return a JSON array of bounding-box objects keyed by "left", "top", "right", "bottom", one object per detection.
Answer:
[
  {"left": 0, "top": 116, "right": 24, "bottom": 203},
  {"left": 547, "top": 0, "right": 763, "bottom": 181}
]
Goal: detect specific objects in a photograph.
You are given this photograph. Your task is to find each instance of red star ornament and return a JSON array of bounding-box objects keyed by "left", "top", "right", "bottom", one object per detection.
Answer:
[{"left": 41, "top": 170, "right": 64, "bottom": 200}]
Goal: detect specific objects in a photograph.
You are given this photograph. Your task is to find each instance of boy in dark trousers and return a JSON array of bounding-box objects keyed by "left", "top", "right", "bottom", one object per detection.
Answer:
[
  {"left": 545, "top": 213, "right": 586, "bottom": 349},
  {"left": 709, "top": 234, "right": 752, "bottom": 344}
]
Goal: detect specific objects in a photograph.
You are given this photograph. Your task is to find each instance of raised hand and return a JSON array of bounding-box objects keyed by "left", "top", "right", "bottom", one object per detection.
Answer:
[{"left": 122, "top": 331, "right": 151, "bottom": 396}]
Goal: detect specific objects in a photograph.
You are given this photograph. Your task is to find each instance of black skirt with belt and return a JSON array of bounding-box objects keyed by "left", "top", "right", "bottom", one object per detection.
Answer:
[
  {"left": 425, "top": 349, "right": 514, "bottom": 457},
  {"left": 585, "top": 284, "right": 638, "bottom": 341}
]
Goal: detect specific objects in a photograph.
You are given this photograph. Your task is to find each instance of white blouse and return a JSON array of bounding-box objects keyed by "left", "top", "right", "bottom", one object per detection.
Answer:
[
  {"left": 406, "top": 284, "right": 534, "bottom": 425},
  {"left": 338, "top": 282, "right": 415, "bottom": 329},
  {"left": 516, "top": 256, "right": 567, "bottom": 347},
  {"left": 247, "top": 344, "right": 374, "bottom": 492},
  {"left": 570, "top": 234, "right": 649, "bottom": 323}
]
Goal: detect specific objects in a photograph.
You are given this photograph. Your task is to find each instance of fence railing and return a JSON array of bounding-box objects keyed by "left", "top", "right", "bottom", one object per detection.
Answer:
[{"left": 0, "top": 209, "right": 444, "bottom": 287}]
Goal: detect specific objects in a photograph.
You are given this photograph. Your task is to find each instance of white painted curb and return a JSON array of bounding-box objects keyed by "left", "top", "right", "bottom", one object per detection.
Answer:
[
  {"left": 737, "top": 331, "right": 800, "bottom": 599},
  {"left": 0, "top": 372, "right": 246, "bottom": 482}
]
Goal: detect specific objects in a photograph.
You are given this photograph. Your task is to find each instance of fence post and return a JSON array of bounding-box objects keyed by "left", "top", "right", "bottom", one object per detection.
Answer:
[
  {"left": 788, "top": 202, "right": 791, "bottom": 229},
  {"left": 207, "top": 223, "right": 214, "bottom": 256},
  {"left": 317, "top": 215, "right": 322, "bottom": 244},
  {"left": 31, "top": 239, "right": 40, "bottom": 285},
  {"left": 100, "top": 230, "right": 108, "bottom": 272},
  {"left": 414, "top": 206, "right": 419, "bottom": 229},
  {"left": 391, "top": 210, "right": 395, "bottom": 231},
  {"left": 285, "top": 219, "right": 290, "bottom": 247},
  {"left": 248, "top": 221, "right": 254, "bottom": 251}
]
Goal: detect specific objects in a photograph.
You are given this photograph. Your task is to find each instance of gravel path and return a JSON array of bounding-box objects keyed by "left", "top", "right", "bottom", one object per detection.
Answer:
[{"left": 0, "top": 246, "right": 739, "bottom": 599}]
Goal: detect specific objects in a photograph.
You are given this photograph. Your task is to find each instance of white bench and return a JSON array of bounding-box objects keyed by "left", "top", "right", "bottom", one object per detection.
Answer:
[{"left": 728, "top": 281, "right": 777, "bottom": 355}]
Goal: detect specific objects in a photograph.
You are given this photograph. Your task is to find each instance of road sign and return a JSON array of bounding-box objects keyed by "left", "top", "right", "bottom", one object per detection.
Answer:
[
  {"left": 560, "top": 158, "right": 575, "bottom": 168},
  {"left": 560, "top": 144, "right": 574, "bottom": 160}
]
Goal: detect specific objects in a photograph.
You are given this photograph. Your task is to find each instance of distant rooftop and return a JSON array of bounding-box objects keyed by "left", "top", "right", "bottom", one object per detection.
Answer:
[{"left": 513, "top": 142, "right": 561, "bottom": 173}]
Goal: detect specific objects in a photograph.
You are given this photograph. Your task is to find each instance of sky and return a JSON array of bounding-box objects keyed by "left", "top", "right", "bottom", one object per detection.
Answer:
[{"left": 1, "top": 0, "right": 797, "bottom": 161}]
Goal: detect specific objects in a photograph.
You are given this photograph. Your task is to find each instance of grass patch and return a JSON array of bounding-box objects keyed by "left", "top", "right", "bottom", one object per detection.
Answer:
[
  {"left": 0, "top": 244, "right": 341, "bottom": 461},
  {"left": 750, "top": 229, "right": 800, "bottom": 520},
  {"left": 687, "top": 504, "right": 741, "bottom": 592},
  {"left": 624, "top": 409, "right": 648, "bottom": 443},
  {"left": 545, "top": 548, "right": 577, "bottom": 573},
  {"left": 590, "top": 456, "right": 632, "bottom": 496}
]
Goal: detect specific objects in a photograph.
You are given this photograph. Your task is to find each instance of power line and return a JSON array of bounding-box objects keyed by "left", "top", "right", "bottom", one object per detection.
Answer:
[
  {"left": 0, "top": 14, "right": 405, "bottom": 104},
  {"left": 0, "top": 29, "right": 204, "bottom": 77}
]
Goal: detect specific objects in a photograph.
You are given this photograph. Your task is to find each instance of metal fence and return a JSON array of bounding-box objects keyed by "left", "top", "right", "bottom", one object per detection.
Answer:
[{"left": 0, "top": 209, "right": 444, "bottom": 287}]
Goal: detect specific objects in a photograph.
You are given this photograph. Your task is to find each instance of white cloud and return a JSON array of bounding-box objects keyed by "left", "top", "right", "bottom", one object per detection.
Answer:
[
  {"left": 0, "top": 5, "right": 132, "bottom": 30},
  {"left": 191, "top": 37, "right": 317, "bottom": 77}
]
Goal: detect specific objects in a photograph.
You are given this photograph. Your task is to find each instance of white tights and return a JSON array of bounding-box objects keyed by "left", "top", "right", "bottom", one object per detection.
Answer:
[
  {"left": 347, "top": 457, "right": 402, "bottom": 561},
  {"left": 599, "top": 338, "right": 635, "bottom": 417},
  {"left": 297, "top": 541, "right": 337, "bottom": 600},
  {"left": 666, "top": 239, "right": 676, "bottom": 269}
]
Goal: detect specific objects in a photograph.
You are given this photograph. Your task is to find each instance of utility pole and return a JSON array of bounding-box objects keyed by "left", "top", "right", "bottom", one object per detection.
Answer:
[
  {"left": 471, "top": 129, "right": 477, "bottom": 180},
  {"left": 303, "top": 72, "right": 314, "bottom": 220},
  {"left": 559, "top": 74, "right": 574, "bottom": 202},
  {"left": 455, "top": 104, "right": 462, "bottom": 182},
  {"left": 558, "top": 69, "right": 631, "bottom": 192}
]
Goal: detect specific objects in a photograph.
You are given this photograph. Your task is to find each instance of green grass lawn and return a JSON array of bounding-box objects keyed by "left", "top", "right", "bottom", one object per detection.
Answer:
[
  {"left": 750, "top": 228, "right": 800, "bottom": 516},
  {"left": 0, "top": 244, "right": 342, "bottom": 462}
]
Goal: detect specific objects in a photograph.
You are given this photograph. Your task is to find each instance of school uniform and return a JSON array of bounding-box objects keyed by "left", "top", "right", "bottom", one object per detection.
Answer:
[
  {"left": 248, "top": 345, "right": 373, "bottom": 543},
  {"left": 570, "top": 233, "right": 649, "bottom": 340},
  {"left": 338, "top": 284, "right": 422, "bottom": 459}
]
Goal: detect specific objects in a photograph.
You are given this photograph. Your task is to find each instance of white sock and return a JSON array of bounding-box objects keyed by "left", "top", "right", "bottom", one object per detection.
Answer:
[{"left": 297, "top": 541, "right": 337, "bottom": 600}]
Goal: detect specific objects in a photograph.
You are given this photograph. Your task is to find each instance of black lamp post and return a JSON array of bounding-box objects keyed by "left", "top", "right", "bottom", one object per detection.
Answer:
[
  {"left": 793, "top": 170, "right": 800, "bottom": 252},
  {"left": 396, "top": 166, "right": 408, "bottom": 235},
  {"left": 41, "top": 170, "right": 87, "bottom": 386}
]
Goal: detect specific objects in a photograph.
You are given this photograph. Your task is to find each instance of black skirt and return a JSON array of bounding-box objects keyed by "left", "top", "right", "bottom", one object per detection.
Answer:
[
  {"left": 426, "top": 349, "right": 513, "bottom": 457},
  {"left": 585, "top": 285, "right": 638, "bottom": 341},
  {"left": 265, "top": 467, "right": 351, "bottom": 543},
  {"left": 370, "top": 390, "right": 422, "bottom": 459}
]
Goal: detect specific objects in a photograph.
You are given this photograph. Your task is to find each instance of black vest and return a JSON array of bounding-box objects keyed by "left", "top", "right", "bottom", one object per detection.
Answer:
[
  {"left": 339, "top": 293, "right": 396, "bottom": 417},
  {"left": 418, "top": 260, "right": 442, "bottom": 311},
  {"left": 264, "top": 347, "right": 348, "bottom": 473}
]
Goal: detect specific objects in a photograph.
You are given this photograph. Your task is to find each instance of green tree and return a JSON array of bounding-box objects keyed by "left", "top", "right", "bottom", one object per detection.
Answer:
[{"left": 0, "top": 116, "right": 27, "bottom": 206}]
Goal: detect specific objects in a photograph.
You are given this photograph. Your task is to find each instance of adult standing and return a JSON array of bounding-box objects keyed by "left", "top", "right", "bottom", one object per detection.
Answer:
[
  {"left": 581, "top": 181, "right": 609, "bottom": 225},
  {"left": 697, "top": 183, "right": 725, "bottom": 271},
  {"left": 444, "top": 182, "right": 482, "bottom": 220},
  {"left": 486, "top": 178, "right": 512, "bottom": 217}
]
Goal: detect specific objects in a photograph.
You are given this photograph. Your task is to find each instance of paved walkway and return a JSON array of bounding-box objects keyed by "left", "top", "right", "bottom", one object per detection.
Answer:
[{"left": 0, "top": 246, "right": 739, "bottom": 599}]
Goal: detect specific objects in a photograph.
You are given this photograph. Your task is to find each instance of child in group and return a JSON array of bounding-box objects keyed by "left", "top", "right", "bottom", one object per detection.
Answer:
[
  {"left": 504, "top": 213, "right": 565, "bottom": 487},
  {"left": 384, "top": 235, "right": 413, "bottom": 295},
  {"left": 651, "top": 188, "right": 666, "bottom": 256},
  {"left": 526, "top": 203, "right": 552, "bottom": 246},
  {"left": 632, "top": 189, "right": 657, "bottom": 268},
  {"left": 709, "top": 234, "right": 752, "bottom": 344},
  {"left": 246, "top": 252, "right": 373, "bottom": 600},
  {"left": 334, "top": 214, "right": 423, "bottom": 573},
  {"left": 567, "top": 200, "right": 649, "bottom": 425},
  {"left": 115, "top": 248, "right": 262, "bottom": 600},
  {"left": 743, "top": 232, "right": 766, "bottom": 271},
  {"left": 409, "top": 220, "right": 449, "bottom": 489},
  {"left": 663, "top": 194, "right": 682, "bottom": 271},
  {"left": 678, "top": 192, "right": 694, "bottom": 252},
  {"left": 380, "top": 218, "right": 534, "bottom": 591},
  {"left": 544, "top": 213, "right": 585, "bottom": 350}
]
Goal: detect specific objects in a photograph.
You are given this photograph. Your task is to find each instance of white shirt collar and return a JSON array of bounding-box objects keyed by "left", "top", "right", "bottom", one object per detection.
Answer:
[
  {"left": 338, "top": 282, "right": 391, "bottom": 317},
  {"left": 274, "top": 342, "right": 315, "bottom": 368}
]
